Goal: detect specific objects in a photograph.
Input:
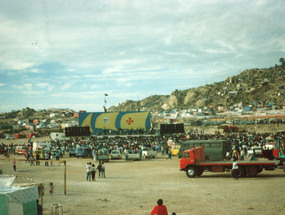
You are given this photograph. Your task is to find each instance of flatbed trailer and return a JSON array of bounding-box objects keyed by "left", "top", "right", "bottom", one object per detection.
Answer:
[{"left": 180, "top": 146, "right": 283, "bottom": 178}]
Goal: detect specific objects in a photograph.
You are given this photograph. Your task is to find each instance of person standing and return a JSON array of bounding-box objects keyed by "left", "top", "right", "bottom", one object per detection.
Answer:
[
  {"left": 232, "top": 158, "right": 239, "bottom": 180},
  {"left": 168, "top": 149, "right": 172, "bottom": 159},
  {"left": 86, "top": 162, "right": 91, "bottom": 181},
  {"left": 161, "top": 146, "right": 164, "bottom": 156},
  {"left": 12, "top": 159, "right": 16, "bottom": 172},
  {"left": 92, "top": 149, "right": 96, "bottom": 162},
  {"left": 232, "top": 148, "right": 239, "bottom": 160},
  {"left": 97, "top": 162, "right": 102, "bottom": 177},
  {"left": 91, "top": 164, "right": 96, "bottom": 181},
  {"left": 44, "top": 152, "right": 49, "bottom": 166},
  {"left": 101, "top": 162, "right": 106, "bottom": 178},
  {"left": 250, "top": 149, "right": 256, "bottom": 161},
  {"left": 240, "top": 148, "right": 245, "bottom": 160},
  {"left": 36, "top": 154, "right": 40, "bottom": 166},
  {"left": 151, "top": 199, "right": 168, "bottom": 215},
  {"left": 125, "top": 149, "right": 128, "bottom": 161},
  {"left": 50, "top": 154, "right": 53, "bottom": 166}
]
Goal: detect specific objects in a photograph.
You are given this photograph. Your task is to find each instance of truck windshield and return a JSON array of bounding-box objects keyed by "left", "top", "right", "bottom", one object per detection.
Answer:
[{"left": 183, "top": 153, "right": 190, "bottom": 158}]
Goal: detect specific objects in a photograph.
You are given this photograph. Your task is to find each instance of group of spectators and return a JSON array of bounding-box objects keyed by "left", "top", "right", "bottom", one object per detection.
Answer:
[{"left": 1, "top": 130, "right": 284, "bottom": 162}]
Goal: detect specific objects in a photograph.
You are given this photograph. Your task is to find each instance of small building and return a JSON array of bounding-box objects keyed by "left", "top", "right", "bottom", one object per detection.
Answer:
[
  {"left": 0, "top": 176, "right": 38, "bottom": 215},
  {"left": 228, "top": 91, "right": 238, "bottom": 96}
]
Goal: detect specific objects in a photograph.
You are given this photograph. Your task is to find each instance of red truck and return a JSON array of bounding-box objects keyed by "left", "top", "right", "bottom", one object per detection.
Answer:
[{"left": 180, "top": 146, "right": 283, "bottom": 178}]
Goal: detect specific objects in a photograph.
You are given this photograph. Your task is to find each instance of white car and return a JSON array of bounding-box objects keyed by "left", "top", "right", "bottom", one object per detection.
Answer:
[
  {"left": 6, "top": 136, "right": 15, "bottom": 140},
  {"left": 110, "top": 150, "right": 122, "bottom": 159},
  {"left": 127, "top": 151, "right": 140, "bottom": 161},
  {"left": 247, "top": 146, "right": 262, "bottom": 157},
  {"left": 142, "top": 147, "right": 157, "bottom": 158}
]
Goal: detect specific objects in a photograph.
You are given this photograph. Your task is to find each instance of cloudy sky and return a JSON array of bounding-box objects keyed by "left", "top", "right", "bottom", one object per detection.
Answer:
[{"left": 0, "top": 0, "right": 284, "bottom": 113}]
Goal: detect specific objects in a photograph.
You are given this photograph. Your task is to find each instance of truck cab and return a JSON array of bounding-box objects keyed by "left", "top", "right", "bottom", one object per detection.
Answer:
[
  {"left": 179, "top": 147, "right": 205, "bottom": 170},
  {"left": 262, "top": 141, "right": 285, "bottom": 165}
]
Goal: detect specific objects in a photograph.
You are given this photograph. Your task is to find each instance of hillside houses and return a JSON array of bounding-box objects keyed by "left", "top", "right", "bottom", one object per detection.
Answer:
[{"left": 151, "top": 102, "right": 285, "bottom": 127}]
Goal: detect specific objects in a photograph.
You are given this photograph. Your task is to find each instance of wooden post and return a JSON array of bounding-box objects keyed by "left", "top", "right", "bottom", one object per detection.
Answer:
[{"left": 64, "top": 160, "right": 66, "bottom": 195}]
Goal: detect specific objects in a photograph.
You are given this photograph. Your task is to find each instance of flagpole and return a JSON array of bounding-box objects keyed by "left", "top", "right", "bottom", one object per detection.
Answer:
[
  {"left": 104, "top": 94, "right": 106, "bottom": 112},
  {"left": 104, "top": 93, "right": 108, "bottom": 112}
]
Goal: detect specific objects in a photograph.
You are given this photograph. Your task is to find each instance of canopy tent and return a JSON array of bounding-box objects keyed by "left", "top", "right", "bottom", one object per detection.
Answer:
[{"left": 0, "top": 175, "right": 38, "bottom": 215}]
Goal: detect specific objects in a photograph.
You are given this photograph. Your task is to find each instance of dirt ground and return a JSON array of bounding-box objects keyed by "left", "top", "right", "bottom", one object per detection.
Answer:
[{"left": 1, "top": 137, "right": 285, "bottom": 215}]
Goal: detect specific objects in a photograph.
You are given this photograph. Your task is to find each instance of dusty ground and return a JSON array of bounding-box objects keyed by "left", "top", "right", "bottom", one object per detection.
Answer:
[{"left": 1, "top": 137, "right": 285, "bottom": 215}]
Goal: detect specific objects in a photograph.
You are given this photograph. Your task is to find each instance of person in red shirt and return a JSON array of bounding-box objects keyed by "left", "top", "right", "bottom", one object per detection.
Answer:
[{"left": 151, "top": 199, "right": 168, "bottom": 215}]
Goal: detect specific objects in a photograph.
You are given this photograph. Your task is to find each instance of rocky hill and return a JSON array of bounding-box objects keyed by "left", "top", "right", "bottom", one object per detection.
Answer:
[{"left": 108, "top": 60, "right": 285, "bottom": 112}]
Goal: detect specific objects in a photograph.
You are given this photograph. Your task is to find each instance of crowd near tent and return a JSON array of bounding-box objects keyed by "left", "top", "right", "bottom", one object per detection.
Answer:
[{"left": 0, "top": 176, "right": 38, "bottom": 215}]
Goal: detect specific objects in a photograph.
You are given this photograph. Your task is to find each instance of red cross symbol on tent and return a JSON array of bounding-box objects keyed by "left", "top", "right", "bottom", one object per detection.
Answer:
[{"left": 126, "top": 117, "right": 134, "bottom": 125}]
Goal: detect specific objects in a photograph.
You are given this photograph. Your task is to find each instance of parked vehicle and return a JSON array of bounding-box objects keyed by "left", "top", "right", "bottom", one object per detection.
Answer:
[
  {"left": 97, "top": 149, "right": 109, "bottom": 162},
  {"left": 50, "top": 132, "right": 66, "bottom": 141},
  {"left": 142, "top": 147, "right": 156, "bottom": 158},
  {"left": 50, "top": 148, "right": 63, "bottom": 158},
  {"left": 75, "top": 147, "right": 91, "bottom": 158},
  {"left": 33, "top": 150, "right": 45, "bottom": 160},
  {"left": 180, "top": 146, "right": 283, "bottom": 178},
  {"left": 33, "top": 142, "right": 51, "bottom": 151},
  {"left": 247, "top": 146, "right": 262, "bottom": 157},
  {"left": 177, "top": 139, "right": 232, "bottom": 161},
  {"left": 15, "top": 146, "right": 29, "bottom": 155},
  {"left": 262, "top": 140, "right": 285, "bottom": 165},
  {"left": 6, "top": 135, "right": 15, "bottom": 140},
  {"left": 171, "top": 145, "right": 181, "bottom": 156},
  {"left": 68, "top": 148, "right": 77, "bottom": 157},
  {"left": 0, "top": 148, "right": 8, "bottom": 154},
  {"left": 110, "top": 150, "right": 122, "bottom": 159},
  {"left": 128, "top": 151, "right": 140, "bottom": 161}
]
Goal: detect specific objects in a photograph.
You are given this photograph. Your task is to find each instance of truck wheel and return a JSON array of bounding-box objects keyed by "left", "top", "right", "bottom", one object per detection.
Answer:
[
  {"left": 196, "top": 168, "right": 204, "bottom": 177},
  {"left": 186, "top": 167, "right": 196, "bottom": 178},
  {"left": 256, "top": 166, "right": 263, "bottom": 173},
  {"left": 246, "top": 166, "right": 258, "bottom": 177},
  {"left": 236, "top": 167, "right": 245, "bottom": 178}
]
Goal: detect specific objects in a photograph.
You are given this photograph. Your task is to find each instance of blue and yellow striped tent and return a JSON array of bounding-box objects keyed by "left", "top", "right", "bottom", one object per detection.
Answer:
[{"left": 79, "top": 111, "right": 151, "bottom": 134}]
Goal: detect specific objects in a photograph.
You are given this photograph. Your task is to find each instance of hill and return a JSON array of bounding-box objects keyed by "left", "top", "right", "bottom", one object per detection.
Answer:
[{"left": 108, "top": 60, "right": 285, "bottom": 112}]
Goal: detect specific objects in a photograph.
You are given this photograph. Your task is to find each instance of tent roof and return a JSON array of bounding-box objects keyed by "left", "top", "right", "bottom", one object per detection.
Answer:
[{"left": 0, "top": 175, "right": 38, "bottom": 204}]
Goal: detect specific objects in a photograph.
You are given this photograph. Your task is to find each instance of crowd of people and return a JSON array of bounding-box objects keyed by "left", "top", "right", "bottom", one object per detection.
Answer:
[{"left": 1, "top": 130, "right": 284, "bottom": 162}]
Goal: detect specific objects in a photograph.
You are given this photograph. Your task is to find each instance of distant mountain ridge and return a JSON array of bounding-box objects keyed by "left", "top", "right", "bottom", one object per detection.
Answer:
[{"left": 108, "top": 61, "right": 285, "bottom": 112}]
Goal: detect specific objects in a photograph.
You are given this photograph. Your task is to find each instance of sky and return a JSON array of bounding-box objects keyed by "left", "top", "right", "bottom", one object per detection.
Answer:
[{"left": 0, "top": 0, "right": 284, "bottom": 113}]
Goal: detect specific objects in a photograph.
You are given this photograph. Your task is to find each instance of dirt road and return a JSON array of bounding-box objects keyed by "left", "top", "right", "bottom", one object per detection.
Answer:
[{"left": 1, "top": 148, "right": 285, "bottom": 215}]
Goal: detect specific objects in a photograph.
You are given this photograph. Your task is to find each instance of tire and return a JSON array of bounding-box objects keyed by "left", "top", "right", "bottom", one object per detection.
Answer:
[
  {"left": 196, "top": 168, "right": 204, "bottom": 177},
  {"left": 246, "top": 166, "right": 258, "bottom": 177},
  {"left": 256, "top": 166, "right": 263, "bottom": 173},
  {"left": 236, "top": 167, "right": 245, "bottom": 178},
  {"left": 186, "top": 167, "right": 196, "bottom": 178}
]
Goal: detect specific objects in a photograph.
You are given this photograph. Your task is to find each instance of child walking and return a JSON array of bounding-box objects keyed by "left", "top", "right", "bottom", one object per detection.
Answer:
[{"left": 49, "top": 182, "right": 54, "bottom": 195}]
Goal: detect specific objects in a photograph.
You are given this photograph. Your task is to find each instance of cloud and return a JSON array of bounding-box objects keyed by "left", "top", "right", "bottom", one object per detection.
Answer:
[
  {"left": 60, "top": 83, "right": 72, "bottom": 90},
  {"left": 0, "top": 0, "right": 284, "bottom": 112}
]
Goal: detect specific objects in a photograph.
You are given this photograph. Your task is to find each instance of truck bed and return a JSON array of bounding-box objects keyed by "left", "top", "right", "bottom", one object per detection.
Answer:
[{"left": 197, "top": 159, "right": 279, "bottom": 167}]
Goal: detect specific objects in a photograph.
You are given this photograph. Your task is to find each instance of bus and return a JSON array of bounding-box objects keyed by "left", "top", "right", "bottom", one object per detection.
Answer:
[{"left": 177, "top": 140, "right": 232, "bottom": 161}]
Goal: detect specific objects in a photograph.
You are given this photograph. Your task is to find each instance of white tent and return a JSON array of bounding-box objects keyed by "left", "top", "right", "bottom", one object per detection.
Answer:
[{"left": 0, "top": 175, "right": 38, "bottom": 215}]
